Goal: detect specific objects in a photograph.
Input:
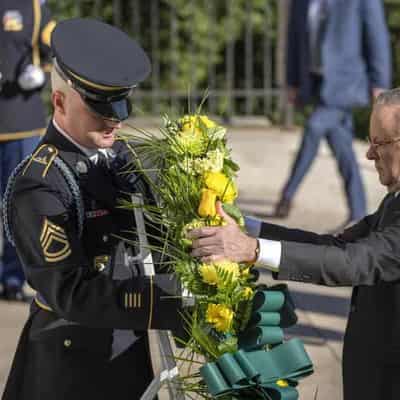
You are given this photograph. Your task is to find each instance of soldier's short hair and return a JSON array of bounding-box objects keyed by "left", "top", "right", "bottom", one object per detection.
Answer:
[{"left": 50, "top": 63, "right": 70, "bottom": 94}]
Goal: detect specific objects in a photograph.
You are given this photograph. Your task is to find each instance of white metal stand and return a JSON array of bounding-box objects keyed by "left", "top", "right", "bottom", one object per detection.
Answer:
[{"left": 130, "top": 194, "right": 185, "bottom": 400}]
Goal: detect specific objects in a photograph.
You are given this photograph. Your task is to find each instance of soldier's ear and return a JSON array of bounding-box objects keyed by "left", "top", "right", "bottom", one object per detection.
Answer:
[{"left": 52, "top": 90, "right": 66, "bottom": 115}]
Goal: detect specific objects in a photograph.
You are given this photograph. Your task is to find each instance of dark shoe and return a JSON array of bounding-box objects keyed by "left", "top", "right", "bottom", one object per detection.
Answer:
[
  {"left": 1, "top": 286, "right": 32, "bottom": 303},
  {"left": 273, "top": 198, "right": 292, "bottom": 218}
]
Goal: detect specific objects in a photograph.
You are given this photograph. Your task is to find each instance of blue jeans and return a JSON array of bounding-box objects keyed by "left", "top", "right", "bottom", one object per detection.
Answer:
[
  {"left": 282, "top": 106, "right": 366, "bottom": 220},
  {"left": 0, "top": 136, "right": 39, "bottom": 289}
]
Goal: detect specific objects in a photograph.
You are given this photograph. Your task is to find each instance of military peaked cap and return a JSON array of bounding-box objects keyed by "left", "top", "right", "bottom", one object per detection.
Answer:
[{"left": 51, "top": 18, "right": 151, "bottom": 121}]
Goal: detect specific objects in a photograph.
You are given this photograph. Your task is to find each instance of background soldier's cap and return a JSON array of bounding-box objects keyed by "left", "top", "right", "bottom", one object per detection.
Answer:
[{"left": 51, "top": 18, "right": 151, "bottom": 121}]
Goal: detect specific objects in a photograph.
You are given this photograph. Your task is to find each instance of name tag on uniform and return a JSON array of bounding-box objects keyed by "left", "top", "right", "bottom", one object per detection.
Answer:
[
  {"left": 3, "top": 10, "right": 23, "bottom": 31},
  {"left": 86, "top": 209, "right": 109, "bottom": 218}
]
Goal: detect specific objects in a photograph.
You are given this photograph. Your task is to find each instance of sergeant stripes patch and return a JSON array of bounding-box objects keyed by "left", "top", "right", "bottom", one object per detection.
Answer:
[{"left": 40, "top": 218, "right": 71, "bottom": 263}]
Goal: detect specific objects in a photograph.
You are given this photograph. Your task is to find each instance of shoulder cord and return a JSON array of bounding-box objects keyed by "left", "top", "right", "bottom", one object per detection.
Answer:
[{"left": 3, "top": 155, "right": 85, "bottom": 247}]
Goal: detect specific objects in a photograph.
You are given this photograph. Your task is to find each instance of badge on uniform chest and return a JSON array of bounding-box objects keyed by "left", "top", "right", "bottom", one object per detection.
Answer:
[
  {"left": 86, "top": 209, "right": 110, "bottom": 219},
  {"left": 3, "top": 10, "right": 23, "bottom": 31}
]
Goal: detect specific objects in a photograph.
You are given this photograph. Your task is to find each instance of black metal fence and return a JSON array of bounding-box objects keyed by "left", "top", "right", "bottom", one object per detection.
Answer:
[{"left": 48, "top": 0, "right": 283, "bottom": 120}]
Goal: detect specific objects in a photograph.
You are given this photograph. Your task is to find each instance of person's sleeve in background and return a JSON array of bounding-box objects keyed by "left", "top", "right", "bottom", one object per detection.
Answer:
[
  {"left": 286, "top": 1, "right": 300, "bottom": 88},
  {"left": 362, "top": 0, "right": 392, "bottom": 89}
]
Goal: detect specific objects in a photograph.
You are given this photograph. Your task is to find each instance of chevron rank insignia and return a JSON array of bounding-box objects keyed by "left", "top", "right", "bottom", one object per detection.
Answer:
[{"left": 40, "top": 218, "right": 71, "bottom": 263}]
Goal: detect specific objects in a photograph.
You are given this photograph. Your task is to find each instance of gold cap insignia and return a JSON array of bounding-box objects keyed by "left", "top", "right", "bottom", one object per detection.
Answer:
[{"left": 40, "top": 218, "right": 71, "bottom": 263}]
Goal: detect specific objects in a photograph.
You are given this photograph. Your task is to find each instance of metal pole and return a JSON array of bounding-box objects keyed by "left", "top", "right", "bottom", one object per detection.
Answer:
[
  {"left": 276, "top": 0, "right": 293, "bottom": 127},
  {"left": 130, "top": 195, "right": 184, "bottom": 400}
]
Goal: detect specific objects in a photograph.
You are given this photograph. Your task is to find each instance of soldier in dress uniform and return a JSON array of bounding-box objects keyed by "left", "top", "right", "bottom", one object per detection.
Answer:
[
  {"left": 0, "top": 0, "right": 56, "bottom": 301},
  {"left": 1, "top": 18, "right": 184, "bottom": 400}
]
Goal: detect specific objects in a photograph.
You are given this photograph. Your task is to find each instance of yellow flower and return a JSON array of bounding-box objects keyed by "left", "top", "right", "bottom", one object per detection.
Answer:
[
  {"left": 199, "top": 263, "right": 219, "bottom": 286},
  {"left": 206, "top": 303, "right": 234, "bottom": 333},
  {"left": 241, "top": 287, "right": 254, "bottom": 300},
  {"left": 174, "top": 115, "right": 207, "bottom": 156},
  {"left": 209, "top": 215, "right": 227, "bottom": 226},
  {"left": 214, "top": 260, "right": 240, "bottom": 282},
  {"left": 276, "top": 380, "right": 289, "bottom": 388},
  {"left": 200, "top": 260, "right": 240, "bottom": 287},
  {"left": 199, "top": 115, "right": 217, "bottom": 129},
  {"left": 198, "top": 189, "right": 217, "bottom": 217},
  {"left": 204, "top": 172, "right": 237, "bottom": 204},
  {"left": 241, "top": 267, "right": 250, "bottom": 277},
  {"left": 181, "top": 219, "right": 206, "bottom": 246},
  {"left": 193, "top": 149, "right": 225, "bottom": 174}
]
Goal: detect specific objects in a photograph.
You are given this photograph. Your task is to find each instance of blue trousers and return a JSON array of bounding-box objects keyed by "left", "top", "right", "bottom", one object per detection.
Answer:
[
  {"left": 0, "top": 137, "right": 39, "bottom": 289},
  {"left": 282, "top": 106, "right": 366, "bottom": 220}
]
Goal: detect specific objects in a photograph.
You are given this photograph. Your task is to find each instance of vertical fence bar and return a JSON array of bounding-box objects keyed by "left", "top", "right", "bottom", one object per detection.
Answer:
[
  {"left": 188, "top": 0, "right": 196, "bottom": 111},
  {"left": 131, "top": 0, "right": 140, "bottom": 39},
  {"left": 277, "top": 0, "right": 292, "bottom": 126},
  {"left": 94, "top": 0, "right": 102, "bottom": 18},
  {"left": 169, "top": 4, "right": 179, "bottom": 112},
  {"left": 129, "top": 0, "right": 141, "bottom": 112},
  {"left": 75, "top": 0, "right": 81, "bottom": 17},
  {"left": 245, "top": 0, "right": 254, "bottom": 115},
  {"left": 151, "top": 0, "right": 160, "bottom": 114},
  {"left": 207, "top": 0, "right": 217, "bottom": 115},
  {"left": 264, "top": 0, "right": 273, "bottom": 117},
  {"left": 113, "top": 0, "right": 122, "bottom": 27},
  {"left": 225, "top": 0, "right": 235, "bottom": 119}
]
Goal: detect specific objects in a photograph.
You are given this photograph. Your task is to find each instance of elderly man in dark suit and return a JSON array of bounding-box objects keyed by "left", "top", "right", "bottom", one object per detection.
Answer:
[
  {"left": 190, "top": 89, "right": 400, "bottom": 399},
  {"left": 275, "top": 0, "right": 391, "bottom": 229}
]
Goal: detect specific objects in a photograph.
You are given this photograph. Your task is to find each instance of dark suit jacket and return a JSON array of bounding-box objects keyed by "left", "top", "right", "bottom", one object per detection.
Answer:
[
  {"left": 287, "top": 0, "right": 391, "bottom": 108},
  {"left": 259, "top": 195, "right": 400, "bottom": 399}
]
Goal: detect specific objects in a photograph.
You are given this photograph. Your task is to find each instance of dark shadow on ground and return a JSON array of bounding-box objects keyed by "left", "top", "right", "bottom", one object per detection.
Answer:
[
  {"left": 286, "top": 323, "right": 345, "bottom": 344},
  {"left": 290, "top": 291, "right": 350, "bottom": 318}
]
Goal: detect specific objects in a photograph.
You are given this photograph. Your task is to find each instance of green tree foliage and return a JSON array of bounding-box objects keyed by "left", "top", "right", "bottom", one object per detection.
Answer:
[{"left": 46, "top": 0, "right": 276, "bottom": 115}]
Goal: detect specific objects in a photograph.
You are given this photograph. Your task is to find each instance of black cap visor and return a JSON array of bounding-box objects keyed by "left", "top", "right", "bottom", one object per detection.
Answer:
[{"left": 83, "top": 96, "right": 132, "bottom": 122}]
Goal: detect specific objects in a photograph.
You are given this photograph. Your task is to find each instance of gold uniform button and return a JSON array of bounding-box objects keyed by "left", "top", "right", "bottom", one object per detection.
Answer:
[{"left": 64, "top": 339, "right": 72, "bottom": 348}]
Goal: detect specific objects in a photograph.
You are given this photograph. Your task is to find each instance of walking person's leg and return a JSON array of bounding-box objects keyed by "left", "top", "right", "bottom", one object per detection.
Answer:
[
  {"left": 326, "top": 109, "right": 366, "bottom": 222},
  {"left": 275, "top": 105, "right": 333, "bottom": 217}
]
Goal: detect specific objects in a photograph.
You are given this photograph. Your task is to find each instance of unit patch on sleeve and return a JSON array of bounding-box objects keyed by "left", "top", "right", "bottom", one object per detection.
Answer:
[{"left": 40, "top": 218, "right": 71, "bottom": 263}]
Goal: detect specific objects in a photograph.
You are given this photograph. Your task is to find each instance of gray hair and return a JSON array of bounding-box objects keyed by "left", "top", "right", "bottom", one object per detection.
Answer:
[{"left": 375, "top": 88, "right": 400, "bottom": 107}]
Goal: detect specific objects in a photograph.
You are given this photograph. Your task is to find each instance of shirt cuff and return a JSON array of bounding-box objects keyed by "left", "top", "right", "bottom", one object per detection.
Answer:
[
  {"left": 244, "top": 216, "right": 262, "bottom": 237},
  {"left": 255, "top": 239, "right": 281, "bottom": 272}
]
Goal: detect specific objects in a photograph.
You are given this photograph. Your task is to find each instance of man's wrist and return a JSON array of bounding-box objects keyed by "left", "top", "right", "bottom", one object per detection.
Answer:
[{"left": 247, "top": 238, "right": 260, "bottom": 263}]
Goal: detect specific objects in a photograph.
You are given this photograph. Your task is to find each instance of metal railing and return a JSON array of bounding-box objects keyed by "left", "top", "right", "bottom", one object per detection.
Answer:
[{"left": 48, "top": 0, "right": 286, "bottom": 121}]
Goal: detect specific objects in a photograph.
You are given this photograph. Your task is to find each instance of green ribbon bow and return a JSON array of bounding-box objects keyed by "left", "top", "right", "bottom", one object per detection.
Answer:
[{"left": 200, "top": 286, "right": 313, "bottom": 399}]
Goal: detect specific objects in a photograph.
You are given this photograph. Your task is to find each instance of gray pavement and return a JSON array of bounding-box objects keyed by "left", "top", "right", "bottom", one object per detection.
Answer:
[{"left": 0, "top": 124, "right": 385, "bottom": 399}]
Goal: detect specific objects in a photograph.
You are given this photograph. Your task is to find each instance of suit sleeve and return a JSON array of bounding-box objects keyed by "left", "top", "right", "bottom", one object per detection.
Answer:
[
  {"left": 259, "top": 212, "right": 377, "bottom": 245},
  {"left": 362, "top": 0, "right": 392, "bottom": 89},
  {"left": 12, "top": 174, "right": 182, "bottom": 331},
  {"left": 276, "top": 211, "right": 400, "bottom": 287}
]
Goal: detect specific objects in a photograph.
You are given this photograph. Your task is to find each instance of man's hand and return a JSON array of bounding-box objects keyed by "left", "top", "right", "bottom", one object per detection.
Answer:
[{"left": 189, "top": 202, "right": 258, "bottom": 263}]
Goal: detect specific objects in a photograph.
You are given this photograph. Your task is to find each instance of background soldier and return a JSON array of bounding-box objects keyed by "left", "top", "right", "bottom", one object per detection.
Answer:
[
  {"left": 0, "top": 0, "right": 56, "bottom": 301},
  {"left": 2, "top": 18, "right": 183, "bottom": 400}
]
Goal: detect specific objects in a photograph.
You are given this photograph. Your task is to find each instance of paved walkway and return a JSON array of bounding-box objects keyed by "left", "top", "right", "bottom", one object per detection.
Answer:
[{"left": 0, "top": 124, "right": 385, "bottom": 399}]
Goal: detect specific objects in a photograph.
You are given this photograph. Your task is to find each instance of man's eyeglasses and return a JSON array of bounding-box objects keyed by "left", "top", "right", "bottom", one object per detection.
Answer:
[{"left": 367, "top": 136, "right": 400, "bottom": 150}]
